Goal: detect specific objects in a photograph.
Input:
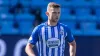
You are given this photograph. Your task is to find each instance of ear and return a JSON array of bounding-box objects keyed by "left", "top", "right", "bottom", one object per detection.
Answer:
[{"left": 46, "top": 11, "right": 49, "bottom": 16}]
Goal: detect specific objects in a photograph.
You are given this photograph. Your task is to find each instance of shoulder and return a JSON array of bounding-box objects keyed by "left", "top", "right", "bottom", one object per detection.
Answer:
[
  {"left": 33, "top": 22, "right": 45, "bottom": 31},
  {"left": 58, "top": 23, "right": 71, "bottom": 32},
  {"left": 59, "top": 23, "right": 69, "bottom": 28}
]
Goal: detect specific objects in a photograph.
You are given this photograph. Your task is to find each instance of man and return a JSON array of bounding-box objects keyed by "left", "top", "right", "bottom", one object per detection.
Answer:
[{"left": 25, "top": 2, "right": 76, "bottom": 56}]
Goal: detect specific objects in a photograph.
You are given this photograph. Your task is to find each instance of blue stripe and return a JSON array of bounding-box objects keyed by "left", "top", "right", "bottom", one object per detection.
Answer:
[
  {"left": 37, "top": 25, "right": 44, "bottom": 56},
  {"left": 45, "top": 26, "right": 49, "bottom": 56},
  {"left": 60, "top": 24, "right": 66, "bottom": 56},
  {"left": 38, "top": 29, "right": 41, "bottom": 56},
  {"left": 51, "top": 27, "right": 55, "bottom": 37},
  {"left": 40, "top": 27, "right": 43, "bottom": 56},
  {"left": 51, "top": 27, "right": 55, "bottom": 56},
  {"left": 38, "top": 40, "right": 40, "bottom": 56},
  {"left": 38, "top": 43, "right": 40, "bottom": 56},
  {"left": 58, "top": 24, "right": 61, "bottom": 56},
  {"left": 63, "top": 26, "right": 66, "bottom": 54}
]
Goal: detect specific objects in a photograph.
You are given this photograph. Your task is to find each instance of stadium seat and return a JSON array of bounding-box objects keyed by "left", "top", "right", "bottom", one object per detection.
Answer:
[
  {"left": 95, "top": 7, "right": 100, "bottom": 18},
  {"left": 75, "top": 7, "right": 90, "bottom": 16},
  {"left": 0, "top": 0, "right": 9, "bottom": 6},
  {"left": 72, "top": 0, "right": 92, "bottom": 7},
  {"left": 80, "top": 22, "right": 96, "bottom": 30},
  {"left": 41, "top": 7, "right": 47, "bottom": 21},
  {"left": 0, "top": 19, "right": 1, "bottom": 29},
  {"left": 16, "top": 13, "right": 35, "bottom": 34},
  {"left": 60, "top": 14, "right": 76, "bottom": 21},
  {"left": 80, "top": 22, "right": 96, "bottom": 35},
  {"left": 23, "top": 7, "right": 30, "bottom": 13},
  {"left": 60, "top": 8, "right": 76, "bottom": 21},
  {"left": 75, "top": 7, "right": 94, "bottom": 21},
  {"left": 0, "top": 7, "right": 9, "bottom": 13},
  {"left": 19, "top": 0, "right": 32, "bottom": 7},
  {"left": 31, "top": 0, "right": 56, "bottom": 8},
  {"left": 92, "top": 0, "right": 100, "bottom": 7},
  {"left": 72, "top": 29, "right": 83, "bottom": 36},
  {"left": 53, "top": 0, "right": 72, "bottom": 7},
  {"left": 10, "top": 0, "right": 18, "bottom": 6},
  {"left": 60, "top": 21, "right": 76, "bottom": 30},
  {"left": 61, "top": 8, "right": 70, "bottom": 16},
  {"left": 0, "top": 13, "right": 18, "bottom": 34}
]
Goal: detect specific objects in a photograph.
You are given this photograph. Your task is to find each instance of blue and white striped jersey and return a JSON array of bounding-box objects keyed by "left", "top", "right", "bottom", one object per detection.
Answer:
[{"left": 28, "top": 22, "right": 74, "bottom": 56}]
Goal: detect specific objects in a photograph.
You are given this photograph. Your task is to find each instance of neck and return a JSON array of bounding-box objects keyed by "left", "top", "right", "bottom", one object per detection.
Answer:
[{"left": 47, "top": 20, "right": 57, "bottom": 26}]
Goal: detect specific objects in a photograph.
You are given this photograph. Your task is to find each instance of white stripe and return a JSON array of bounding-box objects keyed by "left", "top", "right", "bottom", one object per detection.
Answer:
[
  {"left": 60, "top": 26, "right": 64, "bottom": 56},
  {"left": 48, "top": 26, "right": 52, "bottom": 56},
  {"left": 41, "top": 27, "right": 46, "bottom": 56},
  {"left": 39, "top": 37, "right": 42, "bottom": 56},
  {"left": 54, "top": 26, "right": 58, "bottom": 56}
]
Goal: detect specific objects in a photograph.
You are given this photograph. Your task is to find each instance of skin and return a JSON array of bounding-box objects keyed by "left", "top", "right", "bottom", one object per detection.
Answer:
[
  {"left": 25, "top": 5, "right": 76, "bottom": 56},
  {"left": 46, "top": 7, "right": 60, "bottom": 26}
]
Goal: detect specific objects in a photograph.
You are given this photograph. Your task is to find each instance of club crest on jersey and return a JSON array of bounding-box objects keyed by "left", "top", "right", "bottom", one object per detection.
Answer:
[
  {"left": 60, "top": 29, "right": 64, "bottom": 35},
  {"left": 46, "top": 38, "right": 60, "bottom": 48}
]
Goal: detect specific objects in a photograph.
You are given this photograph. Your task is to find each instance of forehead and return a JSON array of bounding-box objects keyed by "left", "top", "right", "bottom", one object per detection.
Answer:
[{"left": 50, "top": 7, "right": 61, "bottom": 12}]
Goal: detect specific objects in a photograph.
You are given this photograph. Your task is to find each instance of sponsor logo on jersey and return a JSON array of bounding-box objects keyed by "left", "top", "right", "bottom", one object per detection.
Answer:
[{"left": 47, "top": 38, "right": 60, "bottom": 48}]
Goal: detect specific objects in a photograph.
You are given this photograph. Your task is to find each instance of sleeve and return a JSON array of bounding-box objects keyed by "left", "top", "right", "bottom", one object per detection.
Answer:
[
  {"left": 28, "top": 26, "right": 39, "bottom": 45},
  {"left": 65, "top": 26, "right": 75, "bottom": 43}
]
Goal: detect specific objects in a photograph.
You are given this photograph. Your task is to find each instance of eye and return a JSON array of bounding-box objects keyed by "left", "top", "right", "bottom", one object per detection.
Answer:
[
  {"left": 58, "top": 12, "right": 60, "bottom": 14},
  {"left": 53, "top": 12, "right": 56, "bottom": 14}
]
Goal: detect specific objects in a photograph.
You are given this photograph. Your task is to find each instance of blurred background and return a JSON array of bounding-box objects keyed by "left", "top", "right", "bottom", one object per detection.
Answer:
[{"left": 0, "top": 0, "right": 100, "bottom": 56}]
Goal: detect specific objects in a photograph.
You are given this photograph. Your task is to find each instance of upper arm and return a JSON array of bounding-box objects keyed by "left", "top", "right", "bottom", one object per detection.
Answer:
[
  {"left": 28, "top": 26, "right": 39, "bottom": 45},
  {"left": 68, "top": 40, "right": 76, "bottom": 46},
  {"left": 65, "top": 26, "right": 75, "bottom": 43},
  {"left": 26, "top": 43, "right": 34, "bottom": 48},
  {"left": 25, "top": 43, "right": 34, "bottom": 53}
]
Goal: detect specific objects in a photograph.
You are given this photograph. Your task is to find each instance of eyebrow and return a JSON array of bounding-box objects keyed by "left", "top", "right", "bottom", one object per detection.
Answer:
[{"left": 52, "top": 11, "right": 60, "bottom": 13}]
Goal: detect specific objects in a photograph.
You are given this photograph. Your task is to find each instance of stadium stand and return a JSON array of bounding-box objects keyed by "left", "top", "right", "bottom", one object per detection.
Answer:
[
  {"left": 0, "top": 13, "right": 19, "bottom": 34},
  {"left": 15, "top": 13, "right": 35, "bottom": 35},
  {"left": 0, "top": 0, "right": 100, "bottom": 36}
]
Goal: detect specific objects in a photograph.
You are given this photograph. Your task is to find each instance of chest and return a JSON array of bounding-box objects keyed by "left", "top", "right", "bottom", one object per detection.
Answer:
[{"left": 38, "top": 26, "right": 67, "bottom": 41}]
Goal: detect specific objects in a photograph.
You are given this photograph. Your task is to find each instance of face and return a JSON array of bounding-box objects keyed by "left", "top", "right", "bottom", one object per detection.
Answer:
[{"left": 46, "top": 7, "right": 61, "bottom": 22}]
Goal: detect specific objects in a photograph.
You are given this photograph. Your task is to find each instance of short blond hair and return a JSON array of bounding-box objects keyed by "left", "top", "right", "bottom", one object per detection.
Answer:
[{"left": 47, "top": 2, "right": 60, "bottom": 11}]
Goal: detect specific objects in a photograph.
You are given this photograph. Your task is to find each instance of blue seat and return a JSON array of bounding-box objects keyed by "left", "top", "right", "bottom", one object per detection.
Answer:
[
  {"left": 60, "top": 14, "right": 76, "bottom": 21},
  {"left": 95, "top": 8, "right": 100, "bottom": 18},
  {"left": 75, "top": 8, "right": 92, "bottom": 21},
  {"left": 31, "top": 0, "right": 52, "bottom": 7},
  {"left": 80, "top": 22, "right": 96, "bottom": 35},
  {"left": 0, "top": 7, "right": 9, "bottom": 13},
  {"left": 0, "top": 14, "right": 18, "bottom": 34},
  {"left": 0, "top": 0, "right": 9, "bottom": 6},
  {"left": 92, "top": 0, "right": 100, "bottom": 7},
  {"left": 16, "top": 13, "right": 34, "bottom": 21},
  {"left": 76, "top": 7, "right": 90, "bottom": 16},
  {"left": 19, "top": 0, "right": 32, "bottom": 7},
  {"left": 16, "top": 13, "right": 35, "bottom": 34},
  {"left": 60, "top": 21, "right": 76, "bottom": 30},
  {"left": 1, "top": 21, "right": 16, "bottom": 34},
  {"left": 0, "top": 13, "right": 14, "bottom": 20},
  {"left": 41, "top": 7, "right": 47, "bottom": 21},
  {"left": 23, "top": 7, "right": 30, "bottom": 13},
  {"left": 60, "top": 8, "right": 76, "bottom": 21},
  {"left": 72, "top": 0, "right": 92, "bottom": 7},
  {"left": 53, "top": 0, "right": 72, "bottom": 7},
  {"left": 93, "top": 30, "right": 100, "bottom": 36},
  {"left": 72, "top": 29, "right": 83, "bottom": 36},
  {"left": 61, "top": 8, "right": 70, "bottom": 16},
  {"left": 10, "top": 0, "right": 18, "bottom": 6},
  {"left": 80, "top": 22, "right": 96, "bottom": 30}
]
